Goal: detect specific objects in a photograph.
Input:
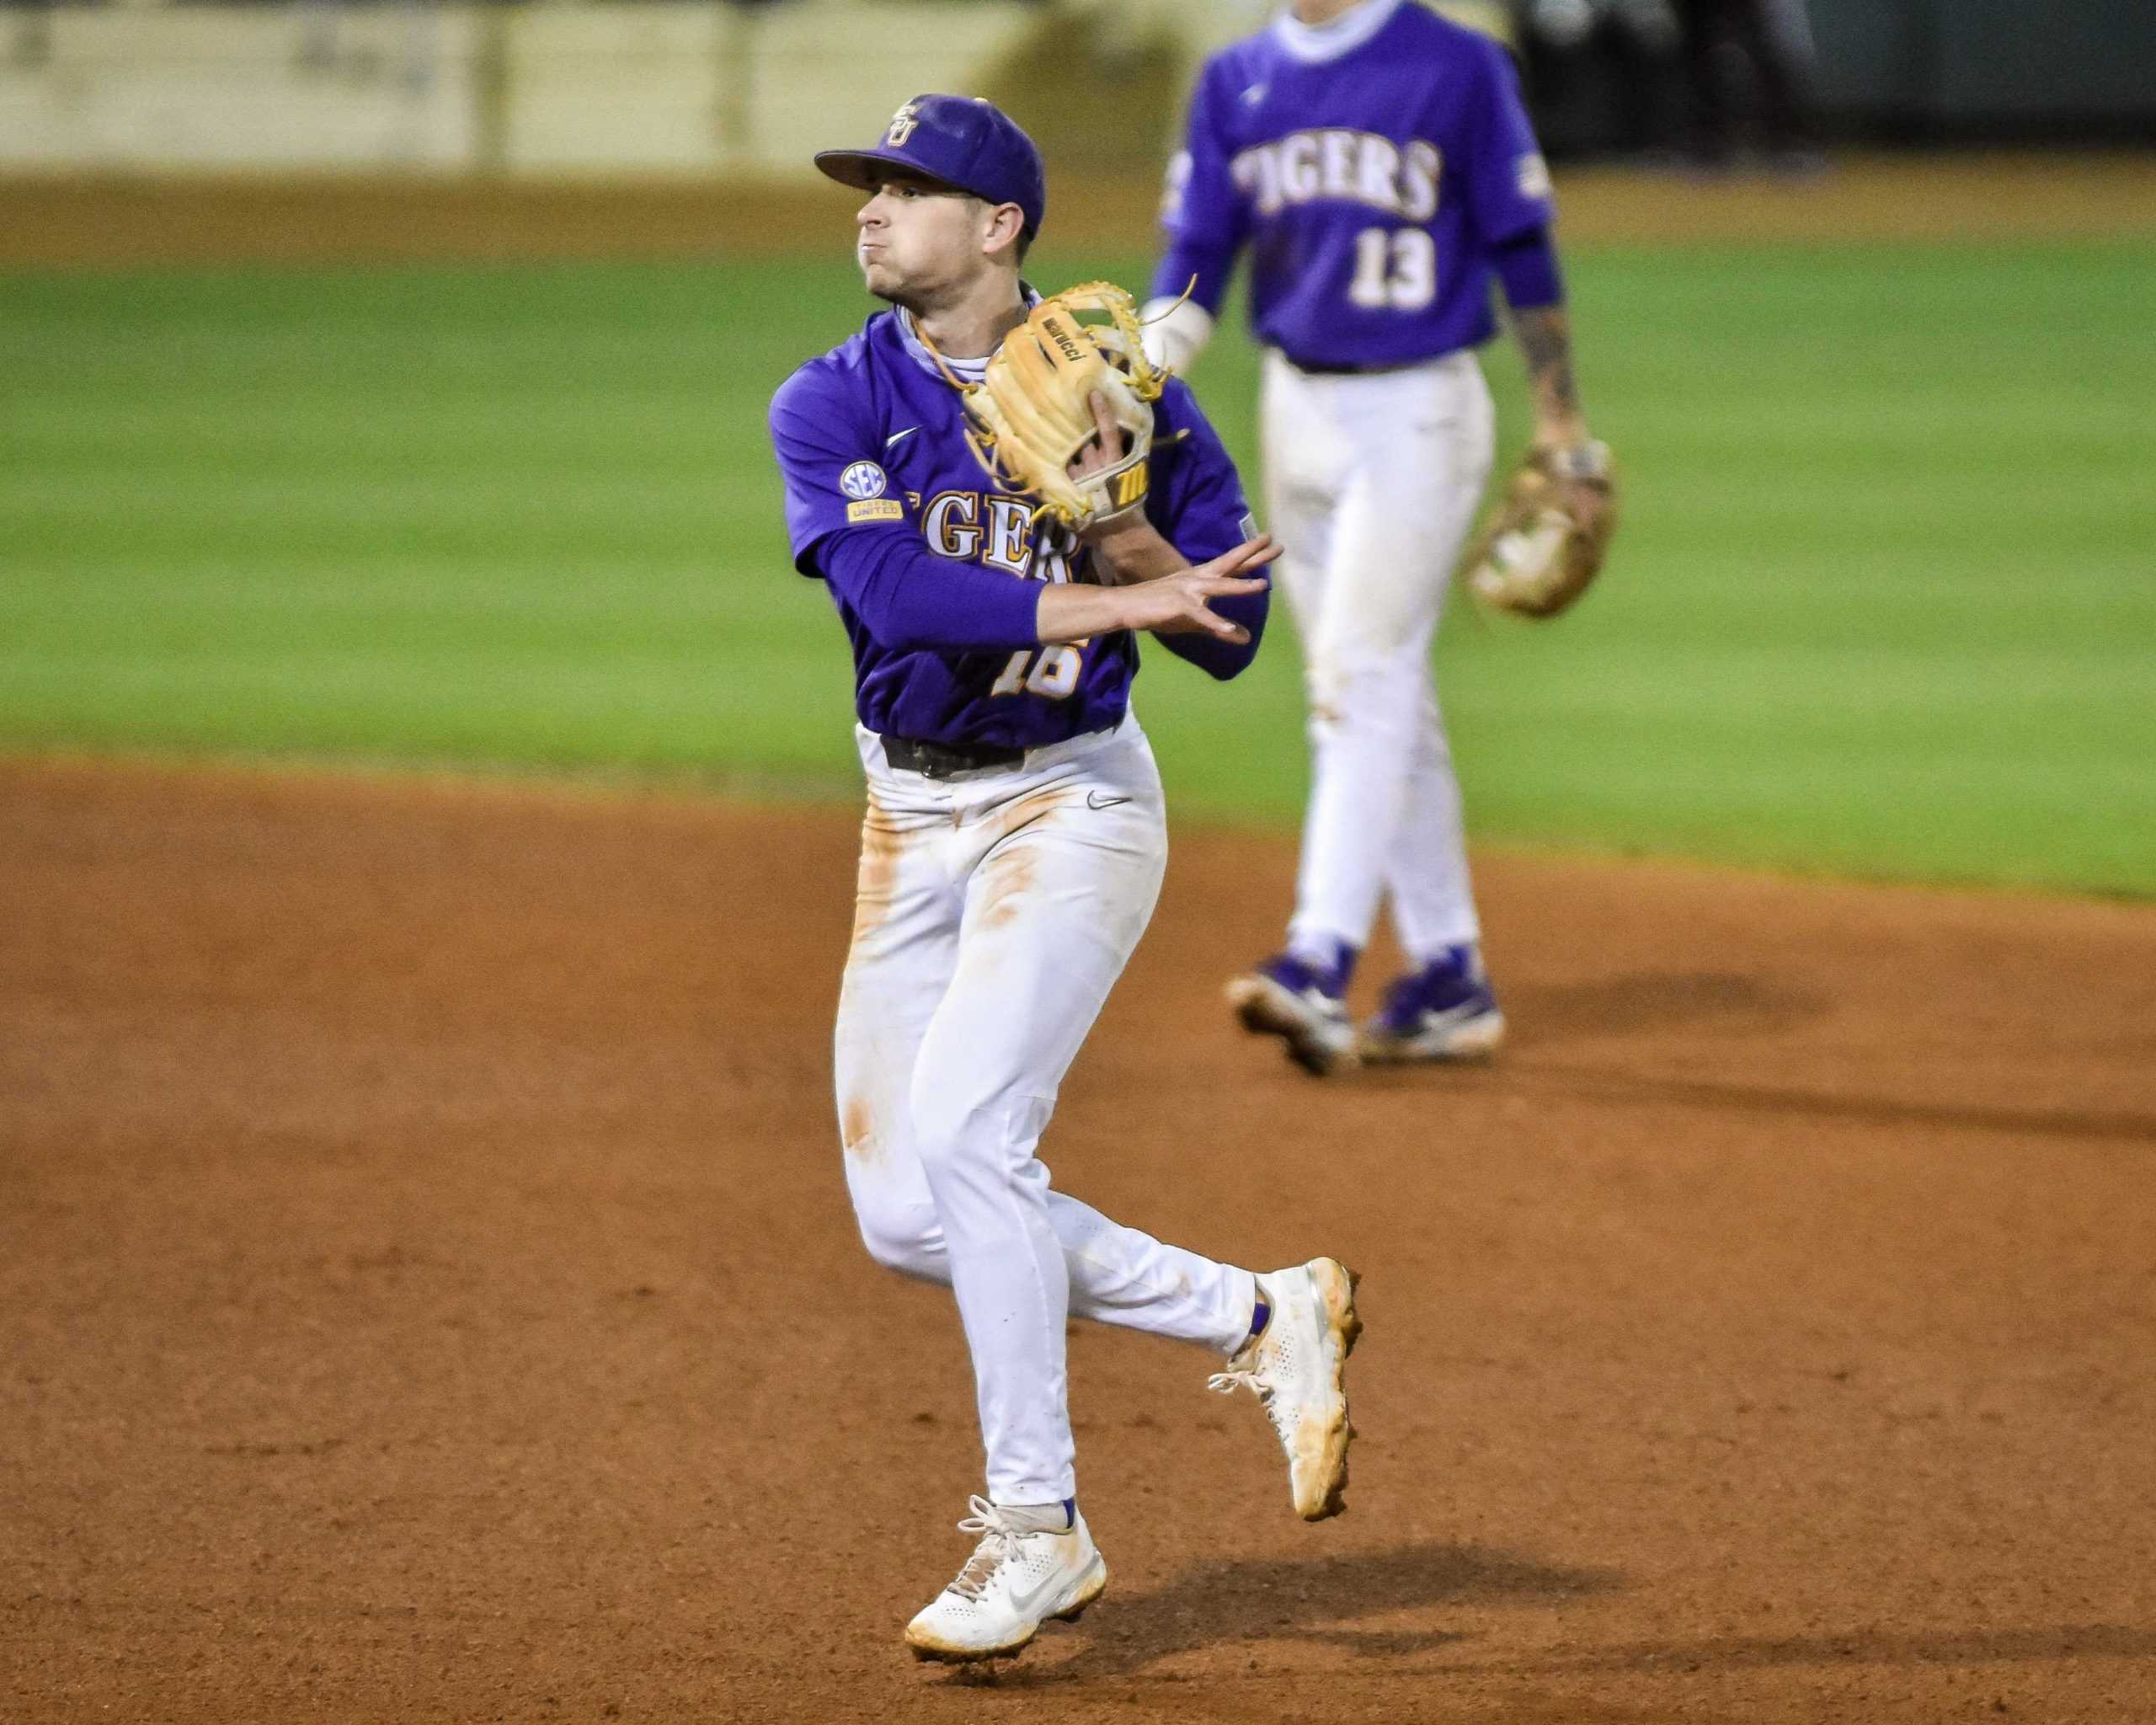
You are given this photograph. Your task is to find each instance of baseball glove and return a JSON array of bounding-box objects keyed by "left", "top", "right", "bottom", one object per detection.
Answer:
[
  {"left": 952, "top": 281, "right": 1170, "bottom": 533},
  {"left": 1459, "top": 441, "right": 1620, "bottom": 619}
]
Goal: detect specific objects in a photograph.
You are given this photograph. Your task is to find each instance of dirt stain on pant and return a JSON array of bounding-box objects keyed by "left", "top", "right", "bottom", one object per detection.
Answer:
[
  {"left": 839, "top": 1092, "right": 880, "bottom": 1164},
  {"left": 977, "top": 836, "right": 1041, "bottom": 933},
  {"left": 848, "top": 793, "right": 905, "bottom": 959}
]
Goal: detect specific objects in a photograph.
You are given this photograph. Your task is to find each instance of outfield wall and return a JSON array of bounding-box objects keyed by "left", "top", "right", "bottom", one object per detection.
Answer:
[
  {"left": 0, "top": 3, "right": 1043, "bottom": 175},
  {"left": 5, "top": 0, "right": 2142, "bottom": 180},
  {"left": 0, "top": 0, "right": 1518, "bottom": 178}
]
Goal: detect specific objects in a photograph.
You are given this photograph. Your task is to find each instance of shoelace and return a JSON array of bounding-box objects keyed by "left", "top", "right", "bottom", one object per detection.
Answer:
[
  {"left": 1211, "top": 1365, "right": 1299, "bottom": 1450},
  {"left": 1211, "top": 1325, "right": 1305, "bottom": 1445},
  {"left": 947, "top": 1495, "right": 1019, "bottom": 1602}
]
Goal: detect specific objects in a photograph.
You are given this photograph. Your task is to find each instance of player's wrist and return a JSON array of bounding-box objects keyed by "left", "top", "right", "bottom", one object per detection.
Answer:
[
  {"left": 1139, "top": 296, "right": 1214, "bottom": 374},
  {"left": 1083, "top": 517, "right": 1182, "bottom": 584},
  {"left": 1534, "top": 435, "right": 1611, "bottom": 484},
  {"left": 1532, "top": 414, "right": 1592, "bottom": 454},
  {"left": 1037, "top": 583, "right": 1124, "bottom": 644}
]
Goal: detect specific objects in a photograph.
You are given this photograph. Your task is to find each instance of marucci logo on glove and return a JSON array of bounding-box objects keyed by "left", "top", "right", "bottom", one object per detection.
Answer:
[{"left": 921, "top": 281, "right": 1170, "bottom": 536}]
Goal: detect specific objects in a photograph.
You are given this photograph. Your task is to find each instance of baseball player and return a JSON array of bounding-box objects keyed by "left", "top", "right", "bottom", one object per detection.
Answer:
[
  {"left": 1144, "top": 0, "right": 1611, "bottom": 1074},
  {"left": 767, "top": 94, "right": 1362, "bottom": 1664}
]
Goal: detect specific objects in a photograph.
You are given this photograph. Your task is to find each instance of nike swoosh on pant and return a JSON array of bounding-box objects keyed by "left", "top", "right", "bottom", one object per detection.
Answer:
[{"left": 1086, "top": 793, "right": 1132, "bottom": 810}]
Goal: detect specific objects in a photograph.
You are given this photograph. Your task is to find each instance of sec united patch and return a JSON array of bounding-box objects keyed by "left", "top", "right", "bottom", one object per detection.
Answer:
[
  {"left": 839, "top": 461, "right": 888, "bottom": 501},
  {"left": 846, "top": 499, "right": 905, "bottom": 523}
]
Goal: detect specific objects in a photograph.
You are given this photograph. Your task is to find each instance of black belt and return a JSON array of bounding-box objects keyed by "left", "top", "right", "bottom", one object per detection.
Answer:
[
  {"left": 1284, "top": 355, "right": 1434, "bottom": 377},
  {"left": 882, "top": 735, "right": 1027, "bottom": 780}
]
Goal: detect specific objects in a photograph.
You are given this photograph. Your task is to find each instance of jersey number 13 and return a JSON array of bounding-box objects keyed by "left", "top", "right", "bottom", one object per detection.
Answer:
[{"left": 1348, "top": 227, "right": 1436, "bottom": 312}]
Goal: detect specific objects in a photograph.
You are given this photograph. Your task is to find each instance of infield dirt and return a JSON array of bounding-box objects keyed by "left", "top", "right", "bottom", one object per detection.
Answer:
[{"left": 4, "top": 757, "right": 2153, "bottom": 1722}]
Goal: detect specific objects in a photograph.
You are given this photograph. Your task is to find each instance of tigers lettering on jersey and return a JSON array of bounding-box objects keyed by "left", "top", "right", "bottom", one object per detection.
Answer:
[
  {"left": 921, "top": 491, "right": 1076, "bottom": 583},
  {"left": 1230, "top": 131, "right": 1440, "bottom": 223},
  {"left": 1150, "top": 3, "right": 1558, "bottom": 370}
]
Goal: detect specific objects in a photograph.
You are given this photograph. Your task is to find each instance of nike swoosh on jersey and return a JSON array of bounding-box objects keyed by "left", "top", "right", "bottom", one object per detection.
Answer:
[{"left": 884, "top": 427, "right": 919, "bottom": 450}]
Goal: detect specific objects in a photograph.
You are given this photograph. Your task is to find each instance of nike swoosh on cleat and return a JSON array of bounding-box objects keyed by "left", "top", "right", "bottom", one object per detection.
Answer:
[
  {"left": 884, "top": 427, "right": 919, "bottom": 450},
  {"left": 1004, "top": 1562, "right": 1081, "bottom": 1622},
  {"left": 1086, "top": 792, "right": 1133, "bottom": 810}
]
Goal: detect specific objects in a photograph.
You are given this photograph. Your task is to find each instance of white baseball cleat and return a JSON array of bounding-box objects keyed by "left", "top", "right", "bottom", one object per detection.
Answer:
[
  {"left": 1210, "top": 1258, "right": 1363, "bottom": 1520},
  {"left": 903, "top": 1497, "right": 1108, "bottom": 1663}
]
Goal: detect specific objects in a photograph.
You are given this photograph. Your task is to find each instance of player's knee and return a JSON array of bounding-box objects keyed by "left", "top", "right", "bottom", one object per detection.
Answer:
[
  {"left": 854, "top": 1206, "right": 940, "bottom": 1278},
  {"left": 853, "top": 1215, "right": 940, "bottom": 1276},
  {"left": 1306, "top": 648, "right": 1427, "bottom": 739},
  {"left": 909, "top": 1092, "right": 986, "bottom": 1178},
  {"left": 909, "top": 1081, "right": 1050, "bottom": 1184}
]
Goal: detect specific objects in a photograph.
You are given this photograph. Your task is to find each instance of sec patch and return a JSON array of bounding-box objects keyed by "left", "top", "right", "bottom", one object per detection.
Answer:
[
  {"left": 847, "top": 498, "right": 905, "bottom": 523},
  {"left": 839, "top": 461, "right": 888, "bottom": 501}
]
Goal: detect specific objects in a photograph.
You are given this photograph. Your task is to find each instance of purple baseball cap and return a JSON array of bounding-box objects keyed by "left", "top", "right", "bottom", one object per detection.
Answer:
[{"left": 814, "top": 94, "right": 1047, "bottom": 240}]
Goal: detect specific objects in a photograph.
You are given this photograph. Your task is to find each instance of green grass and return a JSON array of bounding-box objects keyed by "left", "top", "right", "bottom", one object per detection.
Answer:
[{"left": 3, "top": 240, "right": 2153, "bottom": 894}]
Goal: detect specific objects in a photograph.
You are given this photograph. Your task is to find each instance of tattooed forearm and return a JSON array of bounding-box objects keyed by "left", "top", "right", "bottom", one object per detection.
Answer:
[{"left": 1512, "top": 304, "right": 1582, "bottom": 430}]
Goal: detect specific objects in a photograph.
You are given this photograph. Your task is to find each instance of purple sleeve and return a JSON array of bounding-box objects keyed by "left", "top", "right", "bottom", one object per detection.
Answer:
[
  {"left": 1464, "top": 40, "right": 1557, "bottom": 248},
  {"left": 1145, "top": 382, "right": 1268, "bottom": 681},
  {"left": 768, "top": 365, "right": 1040, "bottom": 651},
  {"left": 1148, "top": 62, "right": 1248, "bottom": 315},
  {"left": 1492, "top": 226, "right": 1564, "bottom": 310},
  {"left": 814, "top": 527, "right": 1043, "bottom": 654},
  {"left": 768, "top": 360, "right": 878, "bottom": 571}
]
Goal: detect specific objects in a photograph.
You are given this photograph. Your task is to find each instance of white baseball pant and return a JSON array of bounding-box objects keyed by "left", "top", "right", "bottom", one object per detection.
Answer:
[
  {"left": 834, "top": 715, "right": 1258, "bottom": 1506},
  {"left": 1260, "top": 347, "right": 1497, "bottom": 965}
]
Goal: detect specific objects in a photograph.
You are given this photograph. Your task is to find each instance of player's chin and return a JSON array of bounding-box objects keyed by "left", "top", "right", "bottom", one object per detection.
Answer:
[{"left": 858, "top": 255, "right": 904, "bottom": 299}]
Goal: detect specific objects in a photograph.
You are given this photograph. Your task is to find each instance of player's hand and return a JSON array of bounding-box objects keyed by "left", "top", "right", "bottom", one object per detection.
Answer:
[
  {"left": 1036, "top": 537, "right": 1275, "bottom": 644},
  {"left": 1067, "top": 391, "right": 1125, "bottom": 484},
  {"left": 1559, "top": 472, "right": 1612, "bottom": 539},
  {"left": 1534, "top": 430, "right": 1613, "bottom": 537},
  {"left": 1071, "top": 391, "right": 1139, "bottom": 550},
  {"left": 1119, "top": 536, "right": 1278, "bottom": 642}
]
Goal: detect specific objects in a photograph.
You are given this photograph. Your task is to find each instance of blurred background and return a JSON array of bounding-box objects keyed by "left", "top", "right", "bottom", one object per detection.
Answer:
[
  {"left": 3, "top": 0, "right": 2153, "bottom": 894},
  {"left": 3, "top": 0, "right": 2152, "bottom": 178}
]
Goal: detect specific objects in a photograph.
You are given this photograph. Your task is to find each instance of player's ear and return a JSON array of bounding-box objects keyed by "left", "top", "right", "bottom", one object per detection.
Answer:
[{"left": 979, "top": 200, "right": 1027, "bottom": 266}]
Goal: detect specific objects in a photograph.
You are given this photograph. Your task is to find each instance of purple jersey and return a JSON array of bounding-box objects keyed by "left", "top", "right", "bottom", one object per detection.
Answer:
[
  {"left": 1152, "top": 0, "right": 1555, "bottom": 368},
  {"left": 769, "top": 307, "right": 1263, "bottom": 750}
]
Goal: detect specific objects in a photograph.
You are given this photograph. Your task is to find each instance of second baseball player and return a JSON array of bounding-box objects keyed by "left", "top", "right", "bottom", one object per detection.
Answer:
[{"left": 1145, "top": 0, "right": 1612, "bottom": 1074}]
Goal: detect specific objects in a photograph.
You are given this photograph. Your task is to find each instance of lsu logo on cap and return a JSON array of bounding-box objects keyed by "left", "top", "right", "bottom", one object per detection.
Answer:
[
  {"left": 884, "top": 102, "right": 921, "bottom": 147},
  {"left": 839, "top": 461, "right": 888, "bottom": 500}
]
